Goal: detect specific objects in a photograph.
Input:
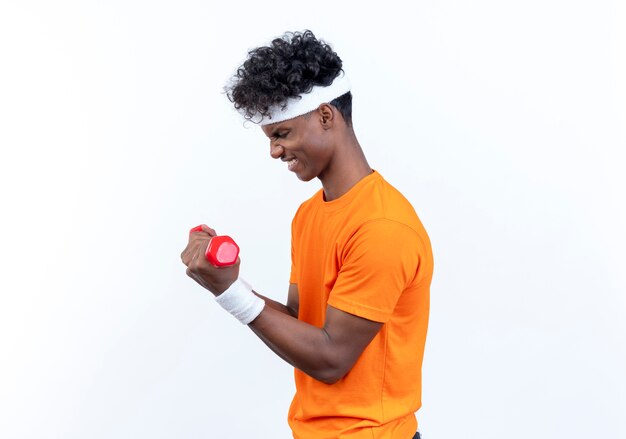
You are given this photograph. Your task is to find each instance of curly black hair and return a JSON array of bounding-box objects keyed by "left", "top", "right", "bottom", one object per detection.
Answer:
[{"left": 226, "top": 30, "right": 352, "bottom": 126}]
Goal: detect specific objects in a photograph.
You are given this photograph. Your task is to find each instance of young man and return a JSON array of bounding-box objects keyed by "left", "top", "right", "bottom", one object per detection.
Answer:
[{"left": 181, "top": 31, "right": 433, "bottom": 439}]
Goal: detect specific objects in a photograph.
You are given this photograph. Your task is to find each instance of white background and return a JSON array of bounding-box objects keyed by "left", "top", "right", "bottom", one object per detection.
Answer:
[{"left": 1, "top": 1, "right": 625, "bottom": 438}]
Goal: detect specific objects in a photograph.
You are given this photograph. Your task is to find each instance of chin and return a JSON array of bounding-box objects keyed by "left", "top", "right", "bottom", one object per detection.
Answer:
[
  {"left": 294, "top": 164, "right": 322, "bottom": 182},
  {"left": 296, "top": 171, "right": 317, "bottom": 182}
]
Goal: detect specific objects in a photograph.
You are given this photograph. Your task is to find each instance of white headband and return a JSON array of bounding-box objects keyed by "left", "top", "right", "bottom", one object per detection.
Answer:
[{"left": 259, "top": 73, "right": 351, "bottom": 126}]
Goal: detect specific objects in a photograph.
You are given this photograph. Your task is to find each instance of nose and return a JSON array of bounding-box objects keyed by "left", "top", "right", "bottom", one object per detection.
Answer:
[{"left": 270, "top": 142, "right": 284, "bottom": 160}]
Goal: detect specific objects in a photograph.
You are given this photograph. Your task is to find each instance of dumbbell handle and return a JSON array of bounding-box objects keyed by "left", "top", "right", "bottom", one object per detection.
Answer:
[{"left": 189, "top": 226, "right": 240, "bottom": 267}]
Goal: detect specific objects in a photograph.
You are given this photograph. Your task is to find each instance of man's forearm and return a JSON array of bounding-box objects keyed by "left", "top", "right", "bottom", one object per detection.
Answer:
[{"left": 253, "top": 291, "right": 297, "bottom": 318}]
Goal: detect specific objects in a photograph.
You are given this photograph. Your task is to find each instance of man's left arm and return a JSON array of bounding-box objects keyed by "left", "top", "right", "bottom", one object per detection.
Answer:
[
  {"left": 181, "top": 225, "right": 380, "bottom": 383},
  {"left": 181, "top": 222, "right": 418, "bottom": 383},
  {"left": 248, "top": 302, "right": 382, "bottom": 384}
]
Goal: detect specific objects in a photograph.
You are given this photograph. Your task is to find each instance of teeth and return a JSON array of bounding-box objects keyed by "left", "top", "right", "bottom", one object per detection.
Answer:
[{"left": 287, "top": 158, "right": 298, "bottom": 171}]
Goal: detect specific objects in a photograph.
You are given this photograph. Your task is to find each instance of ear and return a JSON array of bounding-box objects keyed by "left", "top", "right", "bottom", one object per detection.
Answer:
[{"left": 317, "top": 104, "right": 335, "bottom": 129}]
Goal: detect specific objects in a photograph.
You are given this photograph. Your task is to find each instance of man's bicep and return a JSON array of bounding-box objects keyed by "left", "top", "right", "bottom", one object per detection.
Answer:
[
  {"left": 323, "top": 305, "right": 383, "bottom": 377},
  {"left": 286, "top": 283, "right": 299, "bottom": 318}
]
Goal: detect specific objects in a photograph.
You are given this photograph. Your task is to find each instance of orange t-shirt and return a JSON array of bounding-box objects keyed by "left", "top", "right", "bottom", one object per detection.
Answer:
[{"left": 288, "top": 171, "right": 433, "bottom": 439}]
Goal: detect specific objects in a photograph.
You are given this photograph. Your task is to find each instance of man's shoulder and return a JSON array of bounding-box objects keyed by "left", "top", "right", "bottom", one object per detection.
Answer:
[
  {"left": 360, "top": 173, "right": 422, "bottom": 228},
  {"left": 291, "top": 172, "right": 427, "bottom": 238}
]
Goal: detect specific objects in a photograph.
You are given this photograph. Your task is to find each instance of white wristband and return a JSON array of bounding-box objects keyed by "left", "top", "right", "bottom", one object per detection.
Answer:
[{"left": 214, "top": 278, "right": 265, "bottom": 324}]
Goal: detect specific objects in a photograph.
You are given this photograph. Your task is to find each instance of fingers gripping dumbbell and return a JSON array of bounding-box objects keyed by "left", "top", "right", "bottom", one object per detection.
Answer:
[
  {"left": 187, "top": 225, "right": 263, "bottom": 324},
  {"left": 189, "top": 225, "right": 240, "bottom": 267}
]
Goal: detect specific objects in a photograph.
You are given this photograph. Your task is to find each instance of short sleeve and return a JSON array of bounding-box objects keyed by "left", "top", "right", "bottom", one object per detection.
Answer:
[{"left": 327, "top": 219, "right": 420, "bottom": 323}]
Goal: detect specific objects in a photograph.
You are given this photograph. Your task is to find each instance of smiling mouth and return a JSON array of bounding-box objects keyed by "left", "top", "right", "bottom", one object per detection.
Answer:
[{"left": 287, "top": 158, "right": 299, "bottom": 171}]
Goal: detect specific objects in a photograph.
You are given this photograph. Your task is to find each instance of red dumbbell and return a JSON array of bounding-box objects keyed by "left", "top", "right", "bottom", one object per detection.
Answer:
[{"left": 189, "top": 225, "right": 240, "bottom": 267}]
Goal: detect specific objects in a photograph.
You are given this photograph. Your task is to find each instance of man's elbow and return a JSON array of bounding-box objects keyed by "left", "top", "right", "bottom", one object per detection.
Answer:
[
  {"left": 307, "top": 330, "right": 360, "bottom": 384},
  {"left": 311, "top": 362, "right": 351, "bottom": 385},
  {"left": 314, "top": 369, "right": 342, "bottom": 385}
]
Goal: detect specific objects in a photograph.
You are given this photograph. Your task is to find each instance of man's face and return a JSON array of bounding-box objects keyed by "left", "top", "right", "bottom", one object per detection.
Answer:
[{"left": 261, "top": 110, "right": 333, "bottom": 182}]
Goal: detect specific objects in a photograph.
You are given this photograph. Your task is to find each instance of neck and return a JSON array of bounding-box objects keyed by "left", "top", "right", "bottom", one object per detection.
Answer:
[{"left": 319, "top": 129, "right": 372, "bottom": 202}]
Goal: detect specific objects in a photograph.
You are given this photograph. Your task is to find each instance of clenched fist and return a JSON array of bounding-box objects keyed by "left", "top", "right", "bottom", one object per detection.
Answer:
[{"left": 181, "top": 224, "right": 240, "bottom": 295}]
